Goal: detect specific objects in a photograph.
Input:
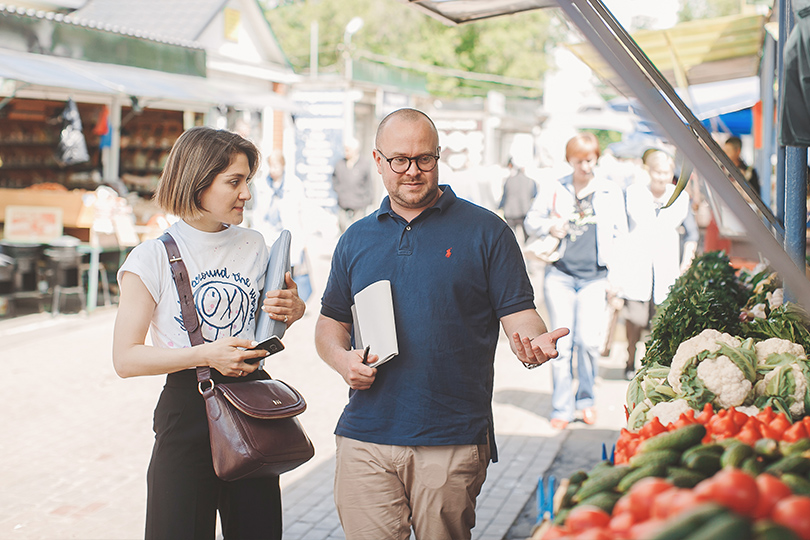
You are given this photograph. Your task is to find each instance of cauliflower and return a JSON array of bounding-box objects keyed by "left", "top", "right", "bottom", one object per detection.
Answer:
[
  {"left": 749, "top": 303, "right": 767, "bottom": 319},
  {"left": 668, "top": 329, "right": 741, "bottom": 393},
  {"left": 735, "top": 405, "right": 760, "bottom": 416},
  {"left": 666, "top": 329, "right": 757, "bottom": 411},
  {"left": 695, "top": 356, "right": 752, "bottom": 408},
  {"left": 768, "top": 288, "right": 784, "bottom": 311},
  {"left": 648, "top": 399, "right": 693, "bottom": 427},
  {"left": 754, "top": 337, "right": 806, "bottom": 365},
  {"left": 755, "top": 362, "right": 810, "bottom": 419}
]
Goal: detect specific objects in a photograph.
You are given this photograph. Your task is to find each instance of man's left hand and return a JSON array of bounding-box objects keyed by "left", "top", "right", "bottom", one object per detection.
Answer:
[{"left": 512, "top": 327, "right": 570, "bottom": 368}]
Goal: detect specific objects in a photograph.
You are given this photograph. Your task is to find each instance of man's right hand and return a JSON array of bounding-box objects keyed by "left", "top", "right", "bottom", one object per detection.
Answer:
[{"left": 341, "top": 349, "right": 378, "bottom": 390}]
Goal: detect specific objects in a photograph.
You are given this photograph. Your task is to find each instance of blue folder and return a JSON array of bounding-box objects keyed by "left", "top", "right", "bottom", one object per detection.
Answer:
[{"left": 255, "top": 230, "right": 291, "bottom": 341}]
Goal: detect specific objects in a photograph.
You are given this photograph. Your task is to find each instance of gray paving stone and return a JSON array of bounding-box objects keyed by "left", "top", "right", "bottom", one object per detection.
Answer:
[{"left": 1, "top": 256, "right": 630, "bottom": 540}]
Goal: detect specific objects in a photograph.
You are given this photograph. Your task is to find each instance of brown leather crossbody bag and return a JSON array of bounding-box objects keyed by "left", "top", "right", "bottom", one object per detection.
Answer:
[{"left": 160, "top": 232, "right": 314, "bottom": 481}]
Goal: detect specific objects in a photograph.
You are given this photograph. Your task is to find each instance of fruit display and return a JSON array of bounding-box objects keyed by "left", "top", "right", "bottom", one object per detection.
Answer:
[{"left": 539, "top": 252, "right": 810, "bottom": 540}]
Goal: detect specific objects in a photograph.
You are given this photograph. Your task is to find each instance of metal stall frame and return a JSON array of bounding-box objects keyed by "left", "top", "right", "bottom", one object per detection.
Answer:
[{"left": 400, "top": 0, "right": 810, "bottom": 309}]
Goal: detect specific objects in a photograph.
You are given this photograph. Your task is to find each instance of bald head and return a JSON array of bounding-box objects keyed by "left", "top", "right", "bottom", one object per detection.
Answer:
[{"left": 375, "top": 108, "right": 439, "bottom": 150}]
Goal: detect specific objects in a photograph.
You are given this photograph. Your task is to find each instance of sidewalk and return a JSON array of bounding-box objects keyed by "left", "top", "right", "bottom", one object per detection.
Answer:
[{"left": 0, "top": 247, "right": 629, "bottom": 540}]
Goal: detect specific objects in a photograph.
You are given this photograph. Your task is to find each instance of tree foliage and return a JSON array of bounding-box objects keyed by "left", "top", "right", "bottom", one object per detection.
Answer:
[
  {"left": 677, "top": 0, "right": 742, "bottom": 21},
  {"left": 262, "top": 0, "right": 559, "bottom": 97}
]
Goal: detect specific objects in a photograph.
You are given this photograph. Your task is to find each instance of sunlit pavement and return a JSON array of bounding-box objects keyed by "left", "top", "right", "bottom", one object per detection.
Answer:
[{"left": 0, "top": 239, "right": 629, "bottom": 540}]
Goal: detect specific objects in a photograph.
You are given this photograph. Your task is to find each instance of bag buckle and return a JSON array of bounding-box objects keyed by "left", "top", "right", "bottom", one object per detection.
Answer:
[{"left": 198, "top": 379, "right": 214, "bottom": 394}]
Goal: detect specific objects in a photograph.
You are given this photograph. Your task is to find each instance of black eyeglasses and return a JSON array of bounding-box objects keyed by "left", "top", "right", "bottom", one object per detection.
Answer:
[{"left": 376, "top": 149, "right": 440, "bottom": 174}]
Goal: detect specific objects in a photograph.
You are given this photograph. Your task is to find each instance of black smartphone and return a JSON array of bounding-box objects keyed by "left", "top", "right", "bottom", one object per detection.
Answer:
[{"left": 246, "top": 336, "right": 284, "bottom": 363}]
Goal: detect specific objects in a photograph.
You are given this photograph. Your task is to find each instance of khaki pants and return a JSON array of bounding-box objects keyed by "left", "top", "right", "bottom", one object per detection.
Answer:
[{"left": 334, "top": 436, "right": 490, "bottom": 540}]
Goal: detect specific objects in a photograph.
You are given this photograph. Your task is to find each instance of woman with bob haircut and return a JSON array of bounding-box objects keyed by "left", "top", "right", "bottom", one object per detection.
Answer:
[
  {"left": 113, "top": 126, "right": 306, "bottom": 539},
  {"left": 524, "top": 132, "right": 627, "bottom": 430}
]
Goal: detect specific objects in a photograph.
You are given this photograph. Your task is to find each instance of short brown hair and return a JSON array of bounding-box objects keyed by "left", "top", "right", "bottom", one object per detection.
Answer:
[
  {"left": 565, "top": 132, "right": 601, "bottom": 162},
  {"left": 154, "top": 126, "right": 260, "bottom": 219}
]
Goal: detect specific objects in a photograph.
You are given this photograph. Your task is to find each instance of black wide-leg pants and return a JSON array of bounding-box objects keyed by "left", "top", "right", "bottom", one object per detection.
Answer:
[{"left": 145, "top": 370, "right": 282, "bottom": 540}]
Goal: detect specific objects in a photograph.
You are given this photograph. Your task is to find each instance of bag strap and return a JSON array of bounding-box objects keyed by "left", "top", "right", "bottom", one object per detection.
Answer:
[{"left": 159, "top": 232, "right": 212, "bottom": 384}]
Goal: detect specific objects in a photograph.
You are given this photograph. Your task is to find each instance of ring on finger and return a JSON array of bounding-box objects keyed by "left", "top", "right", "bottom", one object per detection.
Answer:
[{"left": 284, "top": 315, "right": 288, "bottom": 323}]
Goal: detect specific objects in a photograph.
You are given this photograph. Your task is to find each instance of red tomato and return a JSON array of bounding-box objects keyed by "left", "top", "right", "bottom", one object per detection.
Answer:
[
  {"left": 757, "top": 405, "right": 775, "bottom": 424},
  {"left": 696, "top": 402, "right": 714, "bottom": 424},
  {"left": 672, "top": 413, "right": 694, "bottom": 430},
  {"left": 667, "top": 488, "right": 711, "bottom": 517},
  {"left": 608, "top": 512, "right": 636, "bottom": 536},
  {"left": 541, "top": 525, "right": 569, "bottom": 539},
  {"left": 572, "top": 527, "right": 614, "bottom": 540},
  {"left": 639, "top": 417, "right": 668, "bottom": 438},
  {"left": 754, "top": 474, "right": 793, "bottom": 520},
  {"left": 782, "top": 421, "right": 809, "bottom": 443},
  {"left": 708, "top": 414, "right": 740, "bottom": 439},
  {"left": 627, "top": 478, "right": 674, "bottom": 522},
  {"left": 735, "top": 425, "right": 762, "bottom": 446},
  {"left": 612, "top": 495, "right": 633, "bottom": 517},
  {"left": 566, "top": 506, "right": 611, "bottom": 534},
  {"left": 773, "top": 496, "right": 810, "bottom": 540},
  {"left": 627, "top": 518, "right": 666, "bottom": 540},
  {"left": 694, "top": 468, "right": 759, "bottom": 515},
  {"left": 651, "top": 487, "right": 683, "bottom": 520},
  {"left": 770, "top": 414, "right": 791, "bottom": 437},
  {"left": 729, "top": 407, "right": 749, "bottom": 428},
  {"left": 760, "top": 424, "right": 780, "bottom": 440}
]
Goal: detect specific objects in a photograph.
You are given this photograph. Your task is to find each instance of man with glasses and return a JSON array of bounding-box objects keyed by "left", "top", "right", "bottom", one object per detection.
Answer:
[{"left": 315, "top": 108, "right": 568, "bottom": 540}]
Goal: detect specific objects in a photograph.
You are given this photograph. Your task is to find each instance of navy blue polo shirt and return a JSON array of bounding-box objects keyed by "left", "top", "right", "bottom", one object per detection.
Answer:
[{"left": 321, "top": 186, "right": 535, "bottom": 460}]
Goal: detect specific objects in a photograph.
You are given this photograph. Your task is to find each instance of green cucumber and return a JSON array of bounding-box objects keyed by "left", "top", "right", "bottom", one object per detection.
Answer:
[
  {"left": 616, "top": 463, "right": 668, "bottom": 492},
  {"left": 780, "top": 438, "right": 810, "bottom": 456},
  {"left": 741, "top": 456, "right": 765, "bottom": 477},
  {"left": 752, "top": 519, "right": 801, "bottom": 540},
  {"left": 721, "top": 442, "right": 755, "bottom": 468},
  {"left": 682, "top": 443, "right": 724, "bottom": 462},
  {"left": 575, "top": 491, "right": 622, "bottom": 514},
  {"left": 630, "top": 449, "right": 682, "bottom": 469},
  {"left": 589, "top": 460, "right": 615, "bottom": 474},
  {"left": 573, "top": 466, "right": 631, "bottom": 502},
  {"left": 637, "top": 423, "right": 707, "bottom": 454},
  {"left": 648, "top": 502, "right": 726, "bottom": 540},
  {"left": 683, "top": 512, "right": 752, "bottom": 540},
  {"left": 781, "top": 473, "right": 810, "bottom": 496},
  {"left": 682, "top": 451, "right": 722, "bottom": 476},
  {"left": 568, "top": 470, "right": 589, "bottom": 484},
  {"left": 559, "top": 480, "right": 581, "bottom": 509},
  {"left": 754, "top": 438, "right": 782, "bottom": 461},
  {"left": 552, "top": 507, "right": 569, "bottom": 526},
  {"left": 667, "top": 466, "right": 707, "bottom": 488},
  {"left": 765, "top": 454, "right": 810, "bottom": 476}
]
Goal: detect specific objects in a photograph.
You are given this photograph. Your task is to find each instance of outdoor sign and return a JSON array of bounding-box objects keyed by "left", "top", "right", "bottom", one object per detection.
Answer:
[
  {"left": 3, "top": 205, "right": 63, "bottom": 243},
  {"left": 291, "top": 90, "right": 345, "bottom": 208}
]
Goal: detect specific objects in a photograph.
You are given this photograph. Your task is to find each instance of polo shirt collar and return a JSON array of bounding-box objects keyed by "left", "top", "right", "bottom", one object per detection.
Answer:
[{"left": 375, "top": 185, "right": 458, "bottom": 221}]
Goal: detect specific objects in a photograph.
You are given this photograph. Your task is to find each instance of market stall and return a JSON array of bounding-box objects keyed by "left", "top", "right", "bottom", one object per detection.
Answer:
[
  {"left": 534, "top": 251, "right": 810, "bottom": 539},
  {"left": 397, "top": 1, "right": 810, "bottom": 538}
]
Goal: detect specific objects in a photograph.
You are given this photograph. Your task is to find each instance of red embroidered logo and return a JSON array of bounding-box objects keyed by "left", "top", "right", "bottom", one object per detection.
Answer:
[{"left": 445, "top": 248, "right": 452, "bottom": 258}]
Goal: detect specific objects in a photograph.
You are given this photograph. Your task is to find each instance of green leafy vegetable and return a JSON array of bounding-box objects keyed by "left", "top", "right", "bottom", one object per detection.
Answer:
[{"left": 642, "top": 251, "right": 750, "bottom": 367}]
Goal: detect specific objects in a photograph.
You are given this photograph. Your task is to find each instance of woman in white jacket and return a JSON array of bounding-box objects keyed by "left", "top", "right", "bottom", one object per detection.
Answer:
[
  {"left": 524, "top": 133, "right": 627, "bottom": 429},
  {"left": 616, "top": 150, "right": 697, "bottom": 379}
]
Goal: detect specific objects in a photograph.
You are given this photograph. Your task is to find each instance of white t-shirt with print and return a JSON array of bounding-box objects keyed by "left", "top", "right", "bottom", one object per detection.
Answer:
[{"left": 118, "top": 220, "right": 269, "bottom": 350}]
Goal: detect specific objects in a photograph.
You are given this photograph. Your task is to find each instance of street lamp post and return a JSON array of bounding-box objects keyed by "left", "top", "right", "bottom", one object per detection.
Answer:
[{"left": 343, "top": 16, "right": 364, "bottom": 81}]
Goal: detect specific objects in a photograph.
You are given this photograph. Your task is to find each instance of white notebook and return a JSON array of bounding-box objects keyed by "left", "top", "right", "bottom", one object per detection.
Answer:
[{"left": 351, "top": 280, "right": 398, "bottom": 368}]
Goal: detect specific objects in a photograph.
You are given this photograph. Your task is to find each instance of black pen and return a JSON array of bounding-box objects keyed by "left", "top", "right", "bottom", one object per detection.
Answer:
[{"left": 362, "top": 345, "right": 370, "bottom": 365}]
